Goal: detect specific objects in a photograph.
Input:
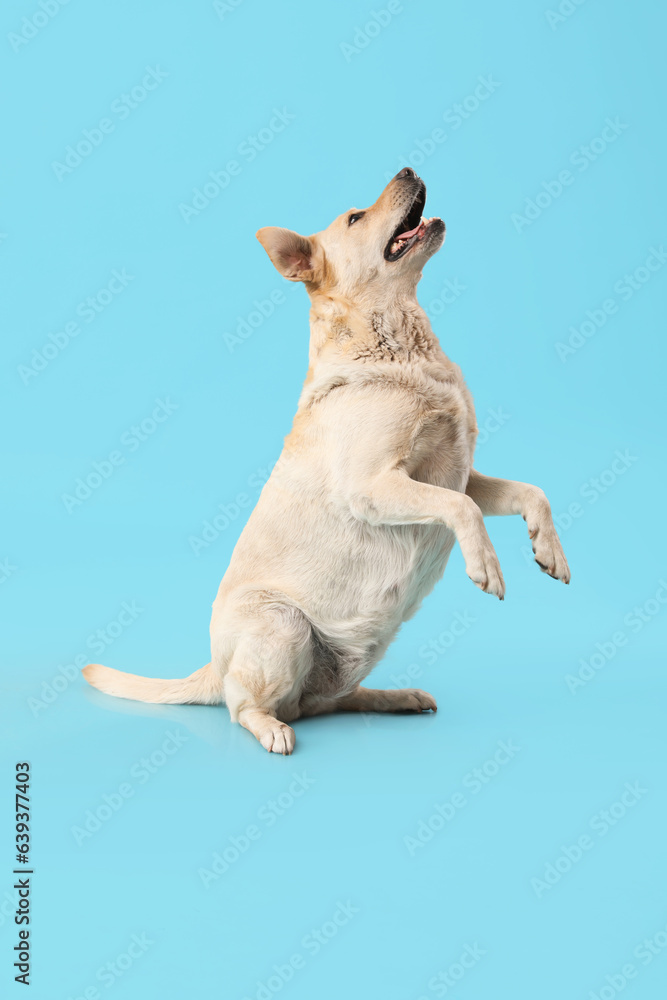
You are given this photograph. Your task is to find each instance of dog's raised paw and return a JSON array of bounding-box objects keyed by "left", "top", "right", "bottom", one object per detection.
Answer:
[
  {"left": 531, "top": 526, "right": 571, "bottom": 584},
  {"left": 465, "top": 540, "right": 506, "bottom": 600}
]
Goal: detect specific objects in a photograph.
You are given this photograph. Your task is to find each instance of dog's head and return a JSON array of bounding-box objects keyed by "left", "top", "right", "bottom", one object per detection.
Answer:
[{"left": 256, "top": 169, "right": 445, "bottom": 302}]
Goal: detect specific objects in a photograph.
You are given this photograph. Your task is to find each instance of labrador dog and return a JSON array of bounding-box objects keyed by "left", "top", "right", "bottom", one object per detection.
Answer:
[{"left": 83, "top": 169, "right": 570, "bottom": 754}]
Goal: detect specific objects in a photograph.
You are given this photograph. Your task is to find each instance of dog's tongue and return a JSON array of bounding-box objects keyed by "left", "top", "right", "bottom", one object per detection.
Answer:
[{"left": 396, "top": 221, "right": 422, "bottom": 240}]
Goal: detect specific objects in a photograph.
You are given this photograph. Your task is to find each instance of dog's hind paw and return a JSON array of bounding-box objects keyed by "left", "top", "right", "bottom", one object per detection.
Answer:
[
  {"left": 259, "top": 721, "right": 296, "bottom": 756},
  {"left": 391, "top": 688, "right": 438, "bottom": 713}
]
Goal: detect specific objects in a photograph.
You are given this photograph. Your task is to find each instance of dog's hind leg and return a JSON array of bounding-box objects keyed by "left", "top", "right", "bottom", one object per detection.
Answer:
[
  {"left": 338, "top": 687, "right": 437, "bottom": 713},
  {"left": 221, "top": 602, "right": 313, "bottom": 755},
  {"left": 301, "top": 686, "right": 437, "bottom": 717}
]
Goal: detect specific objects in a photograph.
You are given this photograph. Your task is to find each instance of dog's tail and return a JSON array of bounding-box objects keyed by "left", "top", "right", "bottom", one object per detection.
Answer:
[{"left": 82, "top": 662, "right": 223, "bottom": 705}]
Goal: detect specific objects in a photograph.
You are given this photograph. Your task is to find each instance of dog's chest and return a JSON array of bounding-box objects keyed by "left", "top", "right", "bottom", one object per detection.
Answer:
[{"left": 406, "top": 381, "right": 475, "bottom": 494}]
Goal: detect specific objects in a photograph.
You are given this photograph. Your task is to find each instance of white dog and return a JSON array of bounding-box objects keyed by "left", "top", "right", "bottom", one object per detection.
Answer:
[{"left": 84, "top": 169, "right": 570, "bottom": 754}]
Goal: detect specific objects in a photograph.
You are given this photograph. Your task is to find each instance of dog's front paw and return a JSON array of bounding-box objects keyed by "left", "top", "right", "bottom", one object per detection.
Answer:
[
  {"left": 524, "top": 508, "right": 570, "bottom": 583},
  {"left": 464, "top": 538, "right": 506, "bottom": 600},
  {"left": 523, "top": 491, "right": 571, "bottom": 584},
  {"left": 530, "top": 525, "right": 571, "bottom": 583}
]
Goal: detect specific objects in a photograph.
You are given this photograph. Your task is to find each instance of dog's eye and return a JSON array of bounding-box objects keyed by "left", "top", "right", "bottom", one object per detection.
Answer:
[{"left": 348, "top": 212, "right": 365, "bottom": 226}]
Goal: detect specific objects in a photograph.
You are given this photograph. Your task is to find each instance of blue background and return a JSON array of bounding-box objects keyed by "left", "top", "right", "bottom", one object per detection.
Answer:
[{"left": 1, "top": 0, "right": 666, "bottom": 997}]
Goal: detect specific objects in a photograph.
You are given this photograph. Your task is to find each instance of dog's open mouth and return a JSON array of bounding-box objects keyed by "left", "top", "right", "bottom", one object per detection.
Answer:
[{"left": 384, "top": 184, "right": 434, "bottom": 262}]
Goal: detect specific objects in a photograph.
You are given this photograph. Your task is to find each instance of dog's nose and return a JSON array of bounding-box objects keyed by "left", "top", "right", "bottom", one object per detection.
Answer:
[{"left": 395, "top": 167, "right": 417, "bottom": 181}]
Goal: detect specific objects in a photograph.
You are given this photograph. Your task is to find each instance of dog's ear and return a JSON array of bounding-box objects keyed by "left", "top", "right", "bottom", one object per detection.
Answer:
[{"left": 256, "top": 227, "right": 317, "bottom": 282}]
